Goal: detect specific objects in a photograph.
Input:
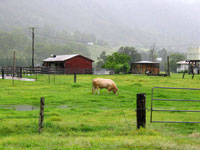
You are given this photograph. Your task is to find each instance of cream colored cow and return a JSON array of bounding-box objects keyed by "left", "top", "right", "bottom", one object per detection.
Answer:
[{"left": 92, "top": 78, "right": 118, "bottom": 95}]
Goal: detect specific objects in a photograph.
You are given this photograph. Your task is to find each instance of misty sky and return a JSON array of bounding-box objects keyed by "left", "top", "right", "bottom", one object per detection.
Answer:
[{"left": 1, "top": 0, "right": 200, "bottom": 50}]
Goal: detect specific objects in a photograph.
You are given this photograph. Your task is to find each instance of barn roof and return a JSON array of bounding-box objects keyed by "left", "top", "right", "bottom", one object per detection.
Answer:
[
  {"left": 132, "top": 61, "right": 159, "bottom": 64},
  {"left": 43, "top": 54, "right": 94, "bottom": 62}
]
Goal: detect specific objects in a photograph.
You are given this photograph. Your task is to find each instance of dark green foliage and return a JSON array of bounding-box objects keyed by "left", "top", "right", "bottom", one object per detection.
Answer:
[
  {"left": 170, "top": 52, "right": 186, "bottom": 72},
  {"left": 104, "top": 52, "right": 131, "bottom": 73},
  {"left": 96, "top": 51, "right": 107, "bottom": 68},
  {"left": 118, "top": 46, "right": 141, "bottom": 64}
]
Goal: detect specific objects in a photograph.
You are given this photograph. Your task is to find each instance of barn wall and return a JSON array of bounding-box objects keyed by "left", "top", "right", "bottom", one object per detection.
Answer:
[
  {"left": 64, "top": 56, "right": 93, "bottom": 74},
  {"left": 131, "top": 63, "right": 160, "bottom": 75}
]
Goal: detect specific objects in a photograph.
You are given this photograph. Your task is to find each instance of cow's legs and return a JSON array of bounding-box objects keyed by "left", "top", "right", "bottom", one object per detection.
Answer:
[
  {"left": 92, "top": 86, "right": 95, "bottom": 94},
  {"left": 107, "top": 87, "right": 111, "bottom": 94}
]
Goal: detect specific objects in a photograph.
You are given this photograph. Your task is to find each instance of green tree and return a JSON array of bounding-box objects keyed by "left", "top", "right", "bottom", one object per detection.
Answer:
[
  {"left": 104, "top": 52, "right": 131, "bottom": 74},
  {"left": 169, "top": 53, "right": 186, "bottom": 73},
  {"left": 96, "top": 51, "right": 107, "bottom": 69},
  {"left": 118, "top": 46, "right": 141, "bottom": 64}
]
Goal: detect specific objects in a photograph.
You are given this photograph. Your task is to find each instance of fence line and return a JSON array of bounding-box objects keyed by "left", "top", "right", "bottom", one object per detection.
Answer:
[{"left": 0, "top": 67, "right": 93, "bottom": 77}]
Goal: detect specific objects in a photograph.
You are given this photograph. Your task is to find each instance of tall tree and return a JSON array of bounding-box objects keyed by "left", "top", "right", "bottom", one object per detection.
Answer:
[
  {"left": 96, "top": 51, "right": 107, "bottom": 69},
  {"left": 169, "top": 52, "right": 186, "bottom": 73},
  {"left": 104, "top": 52, "right": 131, "bottom": 74},
  {"left": 118, "top": 46, "right": 141, "bottom": 64}
]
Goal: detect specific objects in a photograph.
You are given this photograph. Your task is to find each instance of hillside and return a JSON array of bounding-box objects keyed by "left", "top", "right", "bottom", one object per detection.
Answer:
[
  {"left": 0, "top": 0, "right": 200, "bottom": 49},
  {"left": 87, "top": 45, "right": 115, "bottom": 61}
]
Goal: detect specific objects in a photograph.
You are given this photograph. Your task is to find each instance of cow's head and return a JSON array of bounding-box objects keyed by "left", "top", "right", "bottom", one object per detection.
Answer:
[{"left": 113, "top": 87, "right": 118, "bottom": 94}]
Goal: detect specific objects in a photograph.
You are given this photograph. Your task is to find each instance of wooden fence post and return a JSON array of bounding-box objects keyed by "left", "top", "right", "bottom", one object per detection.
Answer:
[
  {"left": 2, "top": 69, "right": 4, "bottom": 79},
  {"left": 182, "top": 71, "right": 186, "bottom": 79},
  {"left": 35, "top": 72, "right": 37, "bottom": 81},
  {"left": 48, "top": 70, "right": 50, "bottom": 84},
  {"left": 20, "top": 67, "right": 22, "bottom": 78},
  {"left": 192, "top": 73, "right": 195, "bottom": 79},
  {"left": 136, "top": 93, "right": 146, "bottom": 129},
  {"left": 191, "top": 65, "right": 195, "bottom": 79},
  {"left": 74, "top": 73, "right": 76, "bottom": 83},
  {"left": 30, "top": 67, "right": 32, "bottom": 76},
  {"left": 38, "top": 97, "right": 45, "bottom": 134},
  {"left": 54, "top": 71, "right": 55, "bottom": 82},
  {"left": 167, "top": 56, "right": 170, "bottom": 77}
]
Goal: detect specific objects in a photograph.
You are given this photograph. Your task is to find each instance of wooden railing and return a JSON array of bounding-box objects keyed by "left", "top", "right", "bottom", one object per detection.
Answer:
[{"left": 0, "top": 67, "right": 93, "bottom": 77}]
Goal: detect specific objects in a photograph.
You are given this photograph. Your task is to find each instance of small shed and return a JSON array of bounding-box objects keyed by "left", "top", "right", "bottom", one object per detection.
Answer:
[
  {"left": 43, "top": 54, "right": 94, "bottom": 74},
  {"left": 176, "top": 61, "right": 189, "bottom": 73},
  {"left": 131, "top": 61, "right": 160, "bottom": 75}
]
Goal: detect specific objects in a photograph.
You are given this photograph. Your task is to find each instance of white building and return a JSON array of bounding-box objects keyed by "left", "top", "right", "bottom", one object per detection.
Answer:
[{"left": 176, "top": 61, "right": 189, "bottom": 73}]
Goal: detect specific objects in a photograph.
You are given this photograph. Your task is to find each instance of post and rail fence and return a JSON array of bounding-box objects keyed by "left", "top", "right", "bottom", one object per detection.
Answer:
[{"left": 0, "top": 67, "right": 93, "bottom": 78}]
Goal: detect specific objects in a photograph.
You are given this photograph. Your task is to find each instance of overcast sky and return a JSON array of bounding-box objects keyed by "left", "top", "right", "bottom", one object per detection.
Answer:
[{"left": 1, "top": 0, "right": 200, "bottom": 49}]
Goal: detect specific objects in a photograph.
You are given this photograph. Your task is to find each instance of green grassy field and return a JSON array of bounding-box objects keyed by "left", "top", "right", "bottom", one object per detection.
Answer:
[{"left": 0, "top": 74, "right": 200, "bottom": 150}]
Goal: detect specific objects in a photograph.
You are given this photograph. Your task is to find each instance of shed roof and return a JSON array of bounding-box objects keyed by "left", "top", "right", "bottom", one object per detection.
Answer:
[
  {"left": 43, "top": 54, "right": 94, "bottom": 62},
  {"left": 176, "top": 61, "right": 189, "bottom": 65},
  {"left": 132, "top": 61, "right": 159, "bottom": 64}
]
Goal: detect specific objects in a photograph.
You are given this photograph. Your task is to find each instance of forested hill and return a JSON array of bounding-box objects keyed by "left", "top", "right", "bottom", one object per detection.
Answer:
[
  {"left": 1, "top": 0, "right": 200, "bottom": 47},
  {"left": 0, "top": 28, "right": 113, "bottom": 66}
]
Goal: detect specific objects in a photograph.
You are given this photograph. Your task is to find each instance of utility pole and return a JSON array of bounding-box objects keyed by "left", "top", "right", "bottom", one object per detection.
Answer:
[
  {"left": 12, "top": 50, "right": 16, "bottom": 85},
  {"left": 30, "top": 27, "right": 36, "bottom": 69},
  {"left": 13, "top": 50, "right": 16, "bottom": 76},
  {"left": 167, "top": 56, "right": 170, "bottom": 77}
]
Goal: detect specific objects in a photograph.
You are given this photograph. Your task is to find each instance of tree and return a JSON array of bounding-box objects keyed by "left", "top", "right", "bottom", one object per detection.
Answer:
[
  {"left": 104, "top": 52, "right": 131, "bottom": 73},
  {"left": 158, "top": 48, "right": 169, "bottom": 71},
  {"left": 149, "top": 45, "right": 158, "bottom": 62},
  {"left": 169, "top": 53, "right": 186, "bottom": 73},
  {"left": 96, "top": 51, "right": 107, "bottom": 68},
  {"left": 118, "top": 46, "right": 141, "bottom": 64}
]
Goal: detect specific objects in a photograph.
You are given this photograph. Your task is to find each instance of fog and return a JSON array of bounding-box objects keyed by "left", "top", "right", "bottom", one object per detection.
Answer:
[{"left": 1, "top": 0, "right": 200, "bottom": 50}]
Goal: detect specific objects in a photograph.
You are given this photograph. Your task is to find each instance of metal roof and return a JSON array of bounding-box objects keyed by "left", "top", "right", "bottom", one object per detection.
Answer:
[
  {"left": 132, "top": 61, "right": 159, "bottom": 64},
  {"left": 176, "top": 61, "right": 189, "bottom": 65},
  {"left": 43, "top": 54, "right": 92, "bottom": 62}
]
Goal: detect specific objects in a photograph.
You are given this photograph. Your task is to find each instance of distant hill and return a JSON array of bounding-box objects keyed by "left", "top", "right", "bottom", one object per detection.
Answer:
[
  {"left": 87, "top": 45, "right": 115, "bottom": 61},
  {"left": 1, "top": 0, "right": 200, "bottom": 50}
]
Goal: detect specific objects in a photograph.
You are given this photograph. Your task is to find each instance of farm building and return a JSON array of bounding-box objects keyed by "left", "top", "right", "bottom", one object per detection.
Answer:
[
  {"left": 186, "top": 60, "right": 200, "bottom": 74},
  {"left": 43, "top": 54, "right": 94, "bottom": 74},
  {"left": 176, "top": 61, "right": 189, "bottom": 73},
  {"left": 179, "top": 47, "right": 200, "bottom": 74},
  {"left": 131, "top": 61, "right": 160, "bottom": 75}
]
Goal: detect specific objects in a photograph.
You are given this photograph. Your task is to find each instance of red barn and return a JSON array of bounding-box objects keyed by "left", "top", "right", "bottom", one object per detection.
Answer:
[{"left": 43, "top": 54, "right": 94, "bottom": 74}]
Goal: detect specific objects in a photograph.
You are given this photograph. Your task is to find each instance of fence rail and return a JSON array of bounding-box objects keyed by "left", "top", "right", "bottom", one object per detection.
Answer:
[
  {"left": 0, "top": 67, "right": 93, "bottom": 77},
  {"left": 150, "top": 87, "right": 200, "bottom": 123}
]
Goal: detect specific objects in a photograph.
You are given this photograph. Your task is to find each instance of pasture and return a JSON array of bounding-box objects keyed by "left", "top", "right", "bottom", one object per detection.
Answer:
[{"left": 0, "top": 74, "right": 200, "bottom": 150}]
